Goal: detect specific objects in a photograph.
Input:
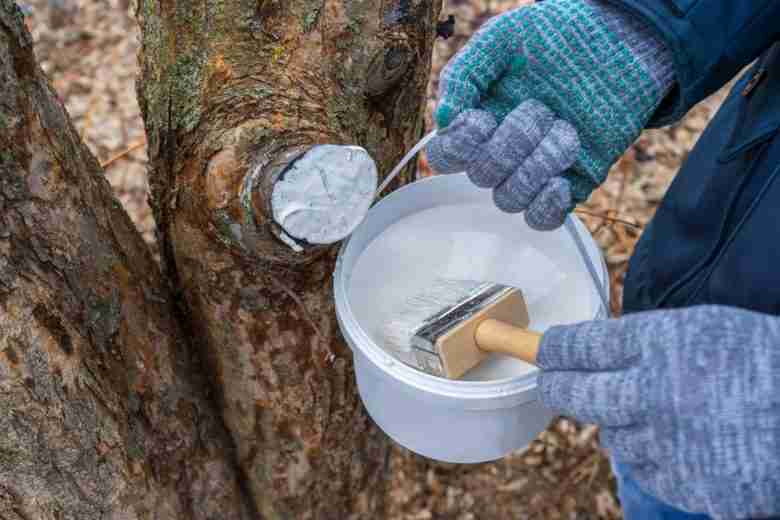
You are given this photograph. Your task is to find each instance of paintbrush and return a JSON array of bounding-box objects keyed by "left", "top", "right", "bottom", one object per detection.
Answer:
[{"left": 382, "top": 279, "right": 542, "bottom": 379}]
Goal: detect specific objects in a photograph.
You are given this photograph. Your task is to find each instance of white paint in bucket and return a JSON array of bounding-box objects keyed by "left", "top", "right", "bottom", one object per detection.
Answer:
[{"left": 333, "top": 173, "right": 608, "bottom": 463}]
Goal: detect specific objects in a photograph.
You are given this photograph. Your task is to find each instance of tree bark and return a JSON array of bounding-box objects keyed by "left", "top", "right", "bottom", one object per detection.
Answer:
[
  {"left": 0, "top": 1, "right": 252, "bottom": 517},
  {"left": 136, "top": 0, "right": 441, "bottom": 517}
]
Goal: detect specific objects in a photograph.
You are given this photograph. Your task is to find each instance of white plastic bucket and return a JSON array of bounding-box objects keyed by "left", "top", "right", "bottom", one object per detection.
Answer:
[{"left": 333, "top": 173, "right": 609, "bottom": 463}]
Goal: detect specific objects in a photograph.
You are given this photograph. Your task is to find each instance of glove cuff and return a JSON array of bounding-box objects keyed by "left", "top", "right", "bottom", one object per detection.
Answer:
[{"left": 587, "top": 0, "right": 675, "bottom": 99}]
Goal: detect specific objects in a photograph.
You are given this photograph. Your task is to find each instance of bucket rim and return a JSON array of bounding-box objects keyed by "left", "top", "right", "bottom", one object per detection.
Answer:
[{"left": 333, "top": 173, "right": 609, "bottom": 401}]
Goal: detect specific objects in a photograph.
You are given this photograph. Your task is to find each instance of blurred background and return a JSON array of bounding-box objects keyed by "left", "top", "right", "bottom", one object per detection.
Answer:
[{"left": 24, "top": 0, "right": 731, "bottom": 516}]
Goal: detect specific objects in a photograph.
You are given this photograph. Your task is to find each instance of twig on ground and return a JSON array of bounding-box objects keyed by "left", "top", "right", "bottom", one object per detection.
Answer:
[
  {"left": 574, "top": 209, "right": 641, "bottom": 230},
  {"left": 100, "top": 139, "right": 145, "bottom": 168}
]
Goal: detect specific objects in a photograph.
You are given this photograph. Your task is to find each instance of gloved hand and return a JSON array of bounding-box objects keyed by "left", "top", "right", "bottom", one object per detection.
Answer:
[
  {"left": 537, "top": 305, "right": 780, "bottom": 519},
  {"left": 426, "top": 0, "right": 674, "bottom": 230}
]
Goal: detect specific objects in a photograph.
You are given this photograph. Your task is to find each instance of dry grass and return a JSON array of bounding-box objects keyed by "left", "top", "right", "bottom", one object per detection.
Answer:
[{"left": 25, "top": 0, "right": 730, "bottom": 516}]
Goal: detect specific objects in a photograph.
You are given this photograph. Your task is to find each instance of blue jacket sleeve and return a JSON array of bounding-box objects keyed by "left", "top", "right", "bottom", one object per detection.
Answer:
[{"left": 611, "top": 0, "right": 780, "bottom": 126}]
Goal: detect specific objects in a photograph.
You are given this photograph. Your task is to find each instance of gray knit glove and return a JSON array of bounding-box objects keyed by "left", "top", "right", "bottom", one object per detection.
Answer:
[
  {"left": 427, "top": 101, "right": 579, "bottom": 230},
  {"left": 426, "top": 0, "right": 674, "bottom": 230},
  {"left": 537, "top": 305, "right": 780, "bottom": 519}
]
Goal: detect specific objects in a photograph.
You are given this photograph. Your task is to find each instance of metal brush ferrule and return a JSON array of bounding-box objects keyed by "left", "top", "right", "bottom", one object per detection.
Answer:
[{"left": 410, "top": 283, "right": 515, "bottom": 377}]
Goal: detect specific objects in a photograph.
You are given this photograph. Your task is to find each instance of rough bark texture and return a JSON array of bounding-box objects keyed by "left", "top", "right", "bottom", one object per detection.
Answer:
[
  {"left": 0, "top": 1, "right": 253, "bottom": 517},
  {"left": 136, "top": 0, "right": 441, "bottom": 517}
]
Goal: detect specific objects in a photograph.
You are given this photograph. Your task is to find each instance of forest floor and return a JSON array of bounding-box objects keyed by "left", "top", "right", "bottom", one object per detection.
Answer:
[{"left": 24, "top": 0, "right": 731, "bottom": 517}]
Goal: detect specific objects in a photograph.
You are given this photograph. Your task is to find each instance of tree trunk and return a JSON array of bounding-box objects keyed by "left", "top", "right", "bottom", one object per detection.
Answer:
[
  {"left": 0, "top": 1, "right": 253, "bottom": 517},
  {"left": 136, "top": 0, "right": 441, "bottom": 517}
]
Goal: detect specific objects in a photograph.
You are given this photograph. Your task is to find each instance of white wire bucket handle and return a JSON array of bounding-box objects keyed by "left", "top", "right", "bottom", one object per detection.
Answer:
[
  {"left": 374, "top": 130, "right": 439, "bottom": 200},
  {"left": 564, "top": 218, "right": 611, "bottom": 318}
]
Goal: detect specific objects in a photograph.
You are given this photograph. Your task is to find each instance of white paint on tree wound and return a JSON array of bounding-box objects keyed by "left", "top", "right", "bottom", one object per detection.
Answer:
[{"left": 271, "top": 145, "right": 378, "bottom": 246}]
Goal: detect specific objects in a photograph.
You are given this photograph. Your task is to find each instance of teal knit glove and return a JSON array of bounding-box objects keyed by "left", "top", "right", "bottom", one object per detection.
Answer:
[{"left": 434, "top": 0, "right": 674, "bottom": 202}]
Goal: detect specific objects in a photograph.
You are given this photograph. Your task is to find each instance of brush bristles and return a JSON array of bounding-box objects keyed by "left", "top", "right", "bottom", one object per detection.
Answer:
[{"left": 381, "top": 278, "right": 492, "bottom": 357}]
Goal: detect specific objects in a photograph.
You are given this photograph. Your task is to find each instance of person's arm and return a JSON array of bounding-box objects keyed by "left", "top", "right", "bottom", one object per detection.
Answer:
[
  {"left": 537, "top": 305, "right": 780, "bottom": 519},
  {"left": 425, "top": 0, "right": 780, "bottom": 231},
  {"left": 425, "top": 0, "right": 677, "bottom": 231},
  {"left": 611, "top": 0, "right": 780, "bottom": 126}
]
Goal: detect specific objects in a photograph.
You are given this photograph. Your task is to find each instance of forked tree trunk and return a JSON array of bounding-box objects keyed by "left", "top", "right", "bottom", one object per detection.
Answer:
[
  {"left": 0, "top": 1, "right": 252, "bottom": 518},
  {"left": 136, "top": 0, "right": 441, "bottom": 517}
]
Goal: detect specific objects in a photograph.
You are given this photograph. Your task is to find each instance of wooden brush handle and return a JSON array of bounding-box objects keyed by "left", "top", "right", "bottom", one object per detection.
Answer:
[{"left": 474, "top": 319, "right": 542, "bottom": 365}]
